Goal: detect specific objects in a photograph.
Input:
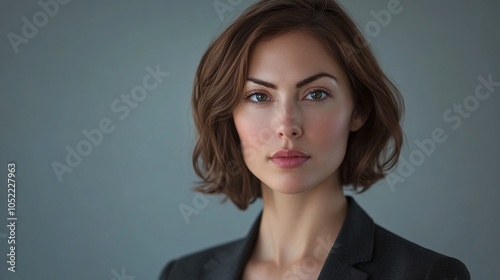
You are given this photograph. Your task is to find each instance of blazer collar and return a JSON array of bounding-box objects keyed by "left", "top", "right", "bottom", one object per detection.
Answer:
[
  {"left": 316, "top": 195, "right": 374, "bottom": 280},
  {"left": 203, "top": 195, "right": 374, "bottom": 280}
]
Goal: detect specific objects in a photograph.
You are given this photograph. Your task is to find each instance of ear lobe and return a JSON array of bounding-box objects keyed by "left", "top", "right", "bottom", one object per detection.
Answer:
[{"left": 350, "top": 108, "right": 368, "bottom": 132}]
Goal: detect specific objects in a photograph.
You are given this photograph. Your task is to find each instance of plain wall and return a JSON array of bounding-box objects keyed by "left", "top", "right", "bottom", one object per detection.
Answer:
[{"left": 0, "top": 0, "right": 499, "bottom": 279}]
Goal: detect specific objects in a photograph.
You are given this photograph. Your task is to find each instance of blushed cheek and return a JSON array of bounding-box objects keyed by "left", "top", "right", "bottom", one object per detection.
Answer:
[
  {"left": 234, "top": 112, "right": 271, "bottom": 162},
  {"left": 311, "top": 114, "right": 351, "bottom": 147}
]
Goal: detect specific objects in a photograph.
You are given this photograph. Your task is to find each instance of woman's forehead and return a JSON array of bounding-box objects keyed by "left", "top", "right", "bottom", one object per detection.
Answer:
[{"left": 246, "top": 32, "right": 347, "bottom": 85}]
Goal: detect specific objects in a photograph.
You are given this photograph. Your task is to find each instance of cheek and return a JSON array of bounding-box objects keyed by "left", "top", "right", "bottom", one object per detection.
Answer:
[
  {"left": 307, "top": 111, "right": 352, "bottom": 146},
  {"left": 233, "top": 110, "right": 272, "bottom": 159}
]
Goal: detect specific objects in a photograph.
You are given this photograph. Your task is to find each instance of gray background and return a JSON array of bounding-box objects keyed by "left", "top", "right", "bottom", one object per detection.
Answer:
[{"left": 1, "top": 0, "right": 499, "bottom": 279}]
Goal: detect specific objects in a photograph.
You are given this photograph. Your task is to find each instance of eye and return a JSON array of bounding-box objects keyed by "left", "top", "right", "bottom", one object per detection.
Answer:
[
  {"left": 304, "top": 89, "right": 331, "bottom": 102},
  {"left": 244, "top": 91, "right": 271, "bottom": 103}
]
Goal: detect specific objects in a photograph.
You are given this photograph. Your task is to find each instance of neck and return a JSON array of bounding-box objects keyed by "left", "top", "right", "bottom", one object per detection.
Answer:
[{"left": 253, "top": 176, "right": 348, "bottom": 266}]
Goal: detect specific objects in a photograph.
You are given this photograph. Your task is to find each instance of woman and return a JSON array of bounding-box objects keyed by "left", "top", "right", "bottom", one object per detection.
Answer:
[{"left": 160, "top": 0, "right": 470, "bottom": 279}]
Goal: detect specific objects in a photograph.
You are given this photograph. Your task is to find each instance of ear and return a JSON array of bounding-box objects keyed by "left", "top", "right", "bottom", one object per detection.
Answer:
[{"left": 350, "top": 107, "right": 369, "bottom": 132}]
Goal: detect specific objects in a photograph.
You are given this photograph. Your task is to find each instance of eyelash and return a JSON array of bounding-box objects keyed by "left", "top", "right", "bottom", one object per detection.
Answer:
[{"left": 243, "top": 88, "right": 333, "bottom": 105}]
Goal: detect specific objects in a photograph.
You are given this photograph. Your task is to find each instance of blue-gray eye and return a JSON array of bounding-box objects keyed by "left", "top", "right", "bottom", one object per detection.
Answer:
[
  {"left": 306, "top": 90, "right": 328, "bottom": 101},
  {"left": 249, "top": 93, "right": 268, "bottom": 102}
]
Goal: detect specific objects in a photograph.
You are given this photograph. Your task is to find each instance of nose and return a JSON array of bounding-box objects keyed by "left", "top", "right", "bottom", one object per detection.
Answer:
[{"left": 273, "top": 100, "right": 302, "bottom": 139}]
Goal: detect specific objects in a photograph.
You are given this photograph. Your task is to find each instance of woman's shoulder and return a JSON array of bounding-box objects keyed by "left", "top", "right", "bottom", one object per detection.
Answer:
[
  {"left": 319, "top": 196, "right": 470, "bottom": 279},
  {"left": 365, "top": 223, "right": 470, "bottom": 279},
  {"left": 159, "top": 212, "right": 261, "bottom": 280}
]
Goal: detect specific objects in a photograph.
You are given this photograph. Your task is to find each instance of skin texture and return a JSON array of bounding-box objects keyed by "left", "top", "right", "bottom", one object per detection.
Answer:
[{"left": 233, "top": 31, "right": 367, "bottom": 279}]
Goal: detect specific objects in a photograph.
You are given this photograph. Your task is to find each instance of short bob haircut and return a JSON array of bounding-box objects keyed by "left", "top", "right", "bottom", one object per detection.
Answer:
[{"left": 191, "top": 0, "right": 404, "bottom": 210}]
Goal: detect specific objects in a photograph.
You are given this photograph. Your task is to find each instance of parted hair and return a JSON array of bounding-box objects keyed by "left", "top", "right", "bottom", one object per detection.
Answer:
[{"left": 191, "top": 0, "right": 404, "bottom": 210}]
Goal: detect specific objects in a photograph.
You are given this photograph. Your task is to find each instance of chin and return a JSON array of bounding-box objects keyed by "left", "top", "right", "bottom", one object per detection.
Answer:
[
  {"left": 261, "top": 177, "right": 315, "bottom": 195},
  {"left": 270, "top": 186, "right": 310, "bottom": 195}
]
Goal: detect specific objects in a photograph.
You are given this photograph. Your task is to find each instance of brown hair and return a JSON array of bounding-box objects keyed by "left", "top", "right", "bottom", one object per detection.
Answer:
[{"left": 191, "top": 0, "right": 404, "bottom": 210}]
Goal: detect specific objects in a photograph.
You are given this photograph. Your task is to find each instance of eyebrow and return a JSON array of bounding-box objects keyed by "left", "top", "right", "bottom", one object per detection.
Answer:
[{"left": 246, "top": 72, "right": 337, "bottom": 90}]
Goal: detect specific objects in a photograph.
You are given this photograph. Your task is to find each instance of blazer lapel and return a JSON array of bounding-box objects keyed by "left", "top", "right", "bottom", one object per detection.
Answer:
[
  {"left": 317, "top": 196, "right": 374, "bottom": 280},
  {"left": 202, "top": 196, "right": 374, "bottom": 280}
]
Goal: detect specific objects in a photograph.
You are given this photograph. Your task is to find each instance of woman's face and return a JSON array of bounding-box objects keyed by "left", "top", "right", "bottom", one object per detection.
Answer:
[{"left": 233, "top": 31, "right": 365, "bottom": 194}]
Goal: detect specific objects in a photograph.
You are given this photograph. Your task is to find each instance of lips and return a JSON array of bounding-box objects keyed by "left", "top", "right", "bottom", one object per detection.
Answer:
[
  {"left": 270, "top": 149, "right": 310, "bottom": 168},
  {"left": 270, "top": 149, "right": 309, "bottom": 159}
]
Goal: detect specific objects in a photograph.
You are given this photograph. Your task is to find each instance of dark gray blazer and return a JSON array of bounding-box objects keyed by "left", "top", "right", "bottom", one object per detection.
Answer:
[{"left": 159, "top": 196, "right": 470, "bottom": 280}]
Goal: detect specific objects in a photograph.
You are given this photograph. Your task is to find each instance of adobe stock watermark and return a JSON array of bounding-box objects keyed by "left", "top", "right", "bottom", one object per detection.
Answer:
[
  {"left": 213, "top": 0, "right": 245, "bottom": 22},
  {"left": 179, "top": 160, "right": 242, "bottom": 224},
  {"left": 385, "top": 74, "right": 499, "bottom": 191},
  {"left": 342, "top": 0, "right": 416, "bottom": 60},
  {"left": 179, "top": 192, "right": 211, "bottom": 225},
  {"left": 51, "top": 64, "right": 170, "bottom": 182},
  {"left": 362, "top": 0, "right": 412, "bottom": 40},
  {"left": 110, "top": 267, "right": 135, "bottom": 280},
  {"left": 7, "top": 0, "right": 71, "bottom": 54}
]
